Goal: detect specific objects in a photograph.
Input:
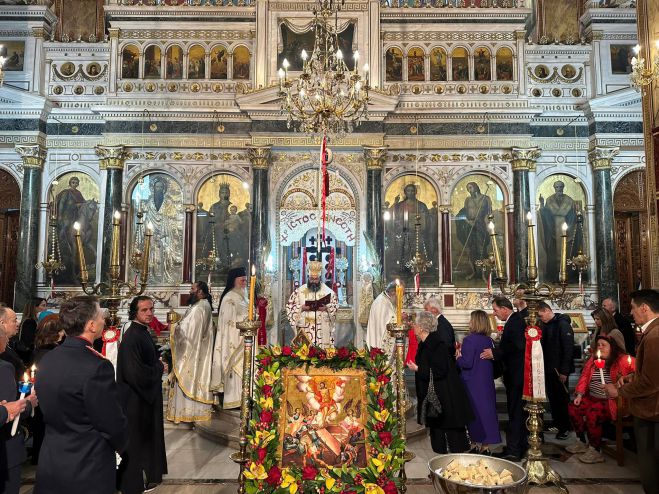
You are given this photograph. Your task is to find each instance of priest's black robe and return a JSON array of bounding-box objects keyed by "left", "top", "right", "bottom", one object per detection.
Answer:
[{"left": 116, "top": 322, "right": 167, "bottom": 493}]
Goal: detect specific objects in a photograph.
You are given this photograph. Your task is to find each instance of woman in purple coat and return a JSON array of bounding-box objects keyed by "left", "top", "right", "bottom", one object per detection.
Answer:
[{"left": 456, "top": 310, "right": 502, "bottom": 455}]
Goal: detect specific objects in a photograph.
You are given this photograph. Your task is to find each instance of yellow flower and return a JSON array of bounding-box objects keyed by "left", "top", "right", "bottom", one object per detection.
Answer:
[
  {"left": 358, "top": 348, "right": 367, "bottom": 357},
  {"left": 281, "top": 469, "right": 298, "bottom": 494},
  {"left": 252, "top": 430, "right": 275, "bottom": 446},
  {"left": 243, "top": 462, "right": 268, "bottom": 480},
  {"left": 261, "top": 371, "right": 277, "bottom": 385},
  {"left": 374, "top": 409, "right": 390, "bottom": 422},
  {"left": 363, "top": 483, "right": 385, "bottom": 494},
  {"left": 369, "top": 381, "right": 382, "bottom": 393},
  {"left": 297, "top": 344, "right": 309, "bottom": 360},
  {"left": 371, "top": 453, "right": 391, "bottom": 473},
  {"left": 325, "top": 347, "right": 337, "bottom": 358},
  {"left": 271, "top": 346, "right": 282, "bottom": 356},
  {"left": 325, "top": 477, "right": 336, "bottom": 491},
  {"left": 259, "top": 396, "right": 274, "bottom": 410}
]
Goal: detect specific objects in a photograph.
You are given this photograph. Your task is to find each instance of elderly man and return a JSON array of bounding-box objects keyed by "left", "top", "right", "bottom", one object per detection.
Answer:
[
  {"left": 606, "top": 289, "right": 659, "bottom": 494},
  {"left": 0, "top": 308, "right": 25, "bottom": 382},
  {"left": 424, "top": 297, "right": 456, "bottom": 357},
  {"left": 366, "top": 281, "right": 397, "bottom": 354},
  {"left": 602, "top": 297, "right": 636, "bottom": 357}
]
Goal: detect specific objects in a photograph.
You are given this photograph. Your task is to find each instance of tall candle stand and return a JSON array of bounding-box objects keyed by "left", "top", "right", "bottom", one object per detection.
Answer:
[
  {"left": 386, "top": 322, "right": 415, "bottom": 494},
  {"left": 230, "top": 318, "right": 260, "bottom": 494},
  {"left": 489, "top": 215, "right": 568, "bottom": 493}
]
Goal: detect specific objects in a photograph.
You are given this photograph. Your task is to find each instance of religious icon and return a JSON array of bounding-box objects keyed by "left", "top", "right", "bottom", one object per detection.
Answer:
[
  {"left": 232, "top": 46, "right": 251, "bottom": 80},
  {"left": 474, "top": 47, "right": 491, "bottom": 81},
  {"left": 188, "top": 44, "right": 206, "bottom": 79},
  {"left": 121, "top": 45, "right": 140, "bottom": 79},
  {"left": 407, "top": 48, "right": 425, "bottom": 82},
  {"left": 430, "top": 48, "right": 447, "bottom": 81},
  {"left": 86, "top": 62, "right": 101, "bottom": 77},
  {"left": 196, "top": 174, "right": 250, "bottom": 285},
  {"left": 130, "top": 173, "right": 184, "bottom": 285},
  {"left": 279, "top": 368, "right": 368, "bottom": 469},
  {"left": 451, "top": 47, "right": 469, "bottom": 81},
  {"left": 144, "top": 45, "right": 162, "bottom": 79},
  {"left": 561, "top": 64, "right": 576, "bottom": 79},
  {"left": 451, "top": 175, "right": 505, "bottom": 288},
  {"left": 534, "top": 65, "right": 550, "bottom": 79},
  {"left": 57, "top": 0, "right": 102, "bottom": 43},
  {"left": 210, "top": 45, "right": 228, "bottom": 79},
  {"left": 277, "top": 24, "right": 355, "bottom": 72},
  {"left": 384, "top": 175, "right": 439, "bottom": 285},
  {"left": 166, "top": 45, "right": 183, "bottom": 79},
  {"left": 59, "top": 62, "right": 76, "bottom": 77},
  {"left": 610, "top": 45, "right": 634, "bottom": 74},
  {"left": 50, "top": 173, "right": 99, "bottom": 285},
  {"left": 385, "top": 47, "right": 403, "bottom": 82},
  {"left": 495, "top": 47, "right": 513, "bottom": 81},
  {"left": 536, "top": 174, "right": 586, "bottom": 284},
  {"left": 1, "top": 42, "right": 25, "bottom": 72}
]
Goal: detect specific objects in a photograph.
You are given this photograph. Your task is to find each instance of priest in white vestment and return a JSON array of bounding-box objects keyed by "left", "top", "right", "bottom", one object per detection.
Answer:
[
  {"left": 286, "top": 261, "right": 338, "bottom": 348},
  {"left": 211, "top": 267, "right": 248, "bottom": 409},
  {"left": 166, "top": 281, "right": 215, "bottom": 423},
  {"left": 365, "top": 281, "right": 397, "bottom": 355}
]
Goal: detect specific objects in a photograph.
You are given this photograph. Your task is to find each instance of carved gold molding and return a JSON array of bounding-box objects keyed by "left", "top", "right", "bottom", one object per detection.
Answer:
[
  {"left": 510, "top": 147, "right": 541, "bottom": 171},
  {"left": 247, "top": 145, "right": 272, "bottom": 169},
  {"left": 252, "top": 135, "right": 384, "bottom": 147}
]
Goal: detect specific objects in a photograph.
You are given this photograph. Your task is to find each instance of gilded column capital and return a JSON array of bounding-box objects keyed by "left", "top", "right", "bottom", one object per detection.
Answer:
[
  {"left": 108, "top": 28, "right": 120, "bottom": 40},
  {"left": 184, "top": 204, "right": 197, "bottom": 213},
  {"left": 588, "top": 146, "right": 620, "bottom": 170},
  {"left": 363, "top": 145, "right": 388, "bottom": 170},
  {"left": 510, "top": 147, "right": 541, "bottom": 171},
  {"left": 95, "top": 145, "right": 127, "bottom": 170},
  {"left": 15, "top": 144, "right": 47, "bottom": 169},
  {"left": 247, "top": 145, "right": 272, "bottom": 170}
]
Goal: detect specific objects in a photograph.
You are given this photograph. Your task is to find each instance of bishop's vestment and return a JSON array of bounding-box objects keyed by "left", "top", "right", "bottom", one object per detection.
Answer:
[{"left": 286, "top": 284, "right": 338, "bottom": 348}]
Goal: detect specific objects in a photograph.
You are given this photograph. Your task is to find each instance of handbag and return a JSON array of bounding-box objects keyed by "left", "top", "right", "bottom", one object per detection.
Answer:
[
  {"left": 490, "top": 340, "right": 505, "bottom": 379},
  {"left": 420, "top": 370, "right": 443, "bottom": 425}
]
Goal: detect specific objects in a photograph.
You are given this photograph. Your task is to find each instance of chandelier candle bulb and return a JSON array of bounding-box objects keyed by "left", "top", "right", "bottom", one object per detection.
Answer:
[
  {"left": 301, "top": 49, "right": 308, "bottom": 61},
  {"left": 395, "top": 278, "right": 403, "bottom": 325},
  {"left": 73, "top": 222, "right": 89, "bottom": 284},
  {"left": 248, "top": 264, "right": 256, "bottom": 321},
  {"left": 559, "top": 222, "right": 568, "bottom": 284}
]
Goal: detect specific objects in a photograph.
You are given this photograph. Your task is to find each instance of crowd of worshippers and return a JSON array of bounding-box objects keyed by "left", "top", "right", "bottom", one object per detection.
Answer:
[{"left": 0, "top": 287, "right": 655, "bottom": 494}]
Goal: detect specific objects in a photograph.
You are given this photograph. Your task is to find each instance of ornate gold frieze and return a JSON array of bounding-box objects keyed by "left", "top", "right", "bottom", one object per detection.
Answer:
[
  {"left": 251, "top": 135, "right": 384, "bottom": 147},
  {"left": 382, "top": 31, "right": 515, "bottom": 41},
  {"left": 119, "top": 30, "right": 255, "bottom": 40},
  {"left": 388, "top": 151, "right": 511, "bottom": 163},
  {"left": 127, "top": 151, "right": 247, "bottom": 162}
]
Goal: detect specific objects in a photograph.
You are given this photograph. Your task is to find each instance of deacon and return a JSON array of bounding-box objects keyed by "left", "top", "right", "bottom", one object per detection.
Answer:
[
  {"left": 286, "top": 260, "right": 338, "bottom": 347},
  {"left": 117, "top": 296, "right": 168, "bottom": 494},
  {"left": 365, "top": 281, "right": 397, "bottom": 354},
  {"left": 166, "top": 281, "right": 215, "bottom": 423},
  {"left": 211, "top": 267, "right": 248, "bottom": 409},
  {"left": 35, "top": 296, "right": 127, "bottom": 494}
]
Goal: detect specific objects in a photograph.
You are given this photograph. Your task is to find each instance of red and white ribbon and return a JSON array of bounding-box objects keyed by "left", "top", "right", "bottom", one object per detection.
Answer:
[
  {"left": 523, "top": 325, "right": 546, "bottom": 401},
  {"left": 102, "top": 327, "right": 121, "bottom": 370}
]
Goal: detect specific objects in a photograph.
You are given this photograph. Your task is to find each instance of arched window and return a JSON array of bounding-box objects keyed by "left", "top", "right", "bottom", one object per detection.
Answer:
[
  {"left": 496, "top": 47, "right": 514, "bottom": 81},
  {"left": 474, "top": 47, "right": 491, "bottom": 81},
  {"left": 210, "top": 45, "right": 228, "bottom": 79},
  {"left": 385, "top": 47, "right": 403, "bottom": 82},
  {"left": 232, "top": 46, "right": 250, "bottom": 80},
  {"left": 429, "top": 48, "right": 447, "bottom": 81},
  {"left": 121, "top": 45, "right": 140, "bottom": 79},
  {"left": 166, "top": 45, "right": 183, "bottom": 79},
  {"left": 144, "top": 45, "right": 161, "bottom": 79},
  {"left": 451, "top": 47, "right": 469, "bottom": 81},
  {"left": 407, "top": 47, "right": 425, "bottom": 81},
  {"left": 188, "top": 45, "right": 206, "bottom": 79}
]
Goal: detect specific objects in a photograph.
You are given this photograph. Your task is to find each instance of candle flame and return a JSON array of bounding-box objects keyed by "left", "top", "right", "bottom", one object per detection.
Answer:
[
  {"left": 488, "top": 221, "right": 495, "bottom": 233},
  {"left": 353, "top": 50, "right": 359, "bottom": 60},
  {"left": 252, "top": 264, "right": 256, "bottom": 276},
  {"left": 31, "top": 364, "right": 36, "bottom": 372},
  {"left": 395, "top": 278, "right": 400, "bottom": 286},
  {"left": 147, "top": 222, "right": 154, "bottom": 232},
  {"left": 363, "top": 63, "right": 369, "bottom": 72},
  {"left": 73, "top": 222, "right": 81, "bottom": 231},
  {"left": 628, "top": 355, "right": 632, "bottom": 364},
  {"left": 114, "top": 210, "right": 121, "bottom": 220},
  {"left": 22, "top": 372, "right": 29, "bottom": 383},
  {"left": 526, "top": 211, "right": 533, "bottom": 221},
  {"left": 562, "top": 222, "right": 568, "bottom": 232},
  {"left": 597, "top": 349, "right": 601, "bottom": 360}
]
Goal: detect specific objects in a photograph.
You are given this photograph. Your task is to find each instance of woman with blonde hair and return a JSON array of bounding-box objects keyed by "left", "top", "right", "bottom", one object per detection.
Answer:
[{"left": 456, "top": 309, "right": 501, "bottom": 455}]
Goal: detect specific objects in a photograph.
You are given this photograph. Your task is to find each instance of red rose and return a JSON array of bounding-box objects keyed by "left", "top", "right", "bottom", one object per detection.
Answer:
[
  {"left": 260, "top": 356, "right": 272, "bottom": 367},
  {"left": 301, "top": 465, "right": 318, "bottom": 480},
  {"left": 349, "top": 351, "right": 358, "bottom": 361},
  {"left": 282, "top": 346, "right": 292, "bottom": 356},
  {"left": 318, "top": 350, "right": 327, "bottom": 360},
  {"left": 353, "top": 474, "right": 363, "bottom": 485},
  {"left": 309, "top": 346, "right": 318, "bottom": 358},
  {"left": 257, "top": 447, "right": 267, "bottom": 463},
  {"left": 262, "top": 384, "right": 272, "bottom": 397},
  {"left": 383, "top": 481, "right": 397, "bottom": 494},
  {"left": 266, "top": 465, "right": 282, "bottom": 486},
  {"left": 377, "top": 374, "right": 390, "bottom": 385},
  {"left": 378, "top": 431, "right": 392, "bottom": 446},
  {"left": 337, "top": 347, "right": 349, "bottom": 359},
  {"left": 260, "top": 410, "right": 273, "bottom": 424},
  {"left": 369, "top": 347, "right": 384, "bottom": 358},
  {"left": 377, "top": 397, "right": 385, "bottom": 409}
]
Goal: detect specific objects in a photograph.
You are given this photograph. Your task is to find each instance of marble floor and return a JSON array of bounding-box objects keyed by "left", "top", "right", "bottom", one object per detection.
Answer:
[{"left": 18, "top": 425, "right": 643, "bottom": 493}]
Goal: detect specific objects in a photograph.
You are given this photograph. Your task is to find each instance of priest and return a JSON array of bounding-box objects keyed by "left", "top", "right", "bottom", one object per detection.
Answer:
[
  {"left": 211, "top": 267, "right": 248, "bottom": 409},
  {"left": 166, "top": 281, "right": 215, "bottom": 423},
  {"left": 366, "top": 281, "right": 397, "bottom": 354},
  {"left": 286, "top": 260, "right": 338, "bottom": 348},
  {"left": 117, "top": 296, "right": 167, "bottom": 494}
]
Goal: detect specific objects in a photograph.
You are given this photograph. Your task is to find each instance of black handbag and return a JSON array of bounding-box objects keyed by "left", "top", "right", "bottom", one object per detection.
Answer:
[{"left": 420, "top": 370, "right": 443, "bottom": 425}]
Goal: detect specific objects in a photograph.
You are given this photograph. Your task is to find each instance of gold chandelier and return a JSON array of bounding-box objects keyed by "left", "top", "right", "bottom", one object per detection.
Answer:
[
  {"left": 630, "top": 43, "right": 659, "bottom": 87},
  {"left": 278, "top": 0, "right": 370, "bottom": 135}
]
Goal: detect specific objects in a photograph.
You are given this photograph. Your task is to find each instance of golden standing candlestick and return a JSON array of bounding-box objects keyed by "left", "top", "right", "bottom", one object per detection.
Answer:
[
  {"left": 559, "top": 222, "right": 568, "bottom": 284},
  {"left": 110, "top": 211, "right": 121, "bottom": 280},
  {"left": 248, "top": 265, "right": 256, "bottom": 321},
  {"left": 230, "top": 319, "right": 260, "bottom": 494},
  {"left": 395, "top": 279, "right": 403, "bottom": 325},
  {"left": 140, "top": 223, "right": 153, "bottom": 284},
  {"left": 526, "top": 212, "right": 537, "bottom": 281},
  {"left": 73, "top": 222, "right": 89, "bottom": 284},
  {"left": 488, "top": 221, "right": 505, "bottom": 280}
]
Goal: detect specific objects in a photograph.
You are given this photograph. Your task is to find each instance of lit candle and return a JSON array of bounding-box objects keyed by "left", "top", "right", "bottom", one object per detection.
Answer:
[
  {"left": 488, "top": 221, "right": 505, "bottom": 279},
  {"left": 140, "top": 222, "right": 153, "bottom": 284},
  {"left": 627, "top": 354, "right": 635, "bottom": 371},
  {"left": 559, "top": 222, "right": 568, "bottom": 283},
  {"left": 30, "top": 364, "right": 36, "bottom": 383},
  {"left": 395, "top": 279, "right": 403, "bottom": 325},
  {"left": 301, "top": 49, "right": 308, "bottom": 62},
  {"left": 353, "top": 50, "right": 359, "bottom": 73},
  {"left": 110, "top": 210, "right": 121, "bottom": 279},
  {"left": 73, "top": 222, "right": 89, "bottom": 283},
  {"left": 363, "top": 63, "right": 370, "bottom": 85},
  {"left": 527, "top": 211, "right": 537, "bottom": 280},
  {"left": 595, "top": 349, "right": 606, "bottom": 385},
  {"left": 11, "top": 372, "right": 32, "bottom": 436},
  {"left": 282, "top": 58, "right": 289, "bottom": 79},
  {"left": 248, "top": 264, "right": 256, "bottom": 321}
]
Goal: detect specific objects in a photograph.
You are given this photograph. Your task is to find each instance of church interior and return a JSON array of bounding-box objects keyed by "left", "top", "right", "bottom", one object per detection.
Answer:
[{"left": 0, "top": 0, "right": 658, "bottom": 492}]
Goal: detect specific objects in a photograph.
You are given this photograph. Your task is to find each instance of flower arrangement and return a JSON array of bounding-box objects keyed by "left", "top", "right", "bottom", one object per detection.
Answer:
[{"left": 244, "top": 344, "right": 405, "bottom": 494}]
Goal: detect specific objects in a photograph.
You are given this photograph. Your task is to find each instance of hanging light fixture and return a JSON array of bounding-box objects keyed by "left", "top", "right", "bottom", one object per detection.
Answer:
[
  {"left": 278, "top": 0, "right": 370, "bottom": 135},
  {"left": 630, "top": 42, "right": 659, "bottom": 88}
]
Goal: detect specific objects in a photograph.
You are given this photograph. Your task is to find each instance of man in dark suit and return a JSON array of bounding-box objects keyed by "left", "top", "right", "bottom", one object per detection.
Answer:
[
  {"left": 424, "top": 297, "right": 456, "bottom": 357},
  {"left": 481, "top": 296, "right": 528, "bottom": 461},
  {"left": 0, "top": 308, "right": 26, "bottom": 382},
  {"left": 602, "top": 297, "right": 636, "bottom": 357},
  {"left": 35, "top": 296, "right": 127, "bottom": 494},
  {"left": 117, "top": 296, "right": 167, "bottom": 494},
  {"left": 0, "top": 309, "right": 36, "bottom": 494}
]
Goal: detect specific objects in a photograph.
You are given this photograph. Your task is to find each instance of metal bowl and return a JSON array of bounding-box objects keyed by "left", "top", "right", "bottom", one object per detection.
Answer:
[{"left": 428, "top": 453, "right": 528, "bottom": 494}]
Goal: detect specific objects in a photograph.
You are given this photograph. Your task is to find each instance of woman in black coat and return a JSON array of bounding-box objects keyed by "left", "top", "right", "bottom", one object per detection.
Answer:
[{"left": 407, "top": 311, "right": 473, "bottom": 454}]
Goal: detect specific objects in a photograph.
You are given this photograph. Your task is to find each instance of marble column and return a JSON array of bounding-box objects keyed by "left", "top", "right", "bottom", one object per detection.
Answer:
[
  {"left": 14, "top": 144, "right": 47, "bottom": 311},
  {"left": 510, "top": 147, "right": 540, "bottom": 283},
  {"left": 363, "top": 146, "right": 388, "bottom": 275},
  {"left": 589, "top": 146, "right": 620, "bottom": 302},
  {"left": 247, "top": 146, "right": 272, "bottom": 272},
  {"left": 183, "top": 204, "right": 195, "bottom": 284},
  {"left": 96, "top": 145, "right": 127, "bottom": 282},
  {"left": 440, "top": 206, "right": 452, "bottom": 284}
]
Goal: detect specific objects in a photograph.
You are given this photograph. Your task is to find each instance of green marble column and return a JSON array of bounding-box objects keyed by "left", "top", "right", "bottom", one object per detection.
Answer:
[
  {"left": 510, "top": 147, "right": 540, "bottom": 283},
  {"left": 95, "top": 145, "right": 127, "bottom": 283},
  {"left": 589, "top": 146, "right": 620, "bottom": 303},
  {"left": 247, "top": 146, "right": 272, "bottom": 272},
  {"left": 363, "top": 146, "right": 387, "bottom": 278},
  {"left": 14, "top": 144, "right": 47, "bottom": 311}
]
